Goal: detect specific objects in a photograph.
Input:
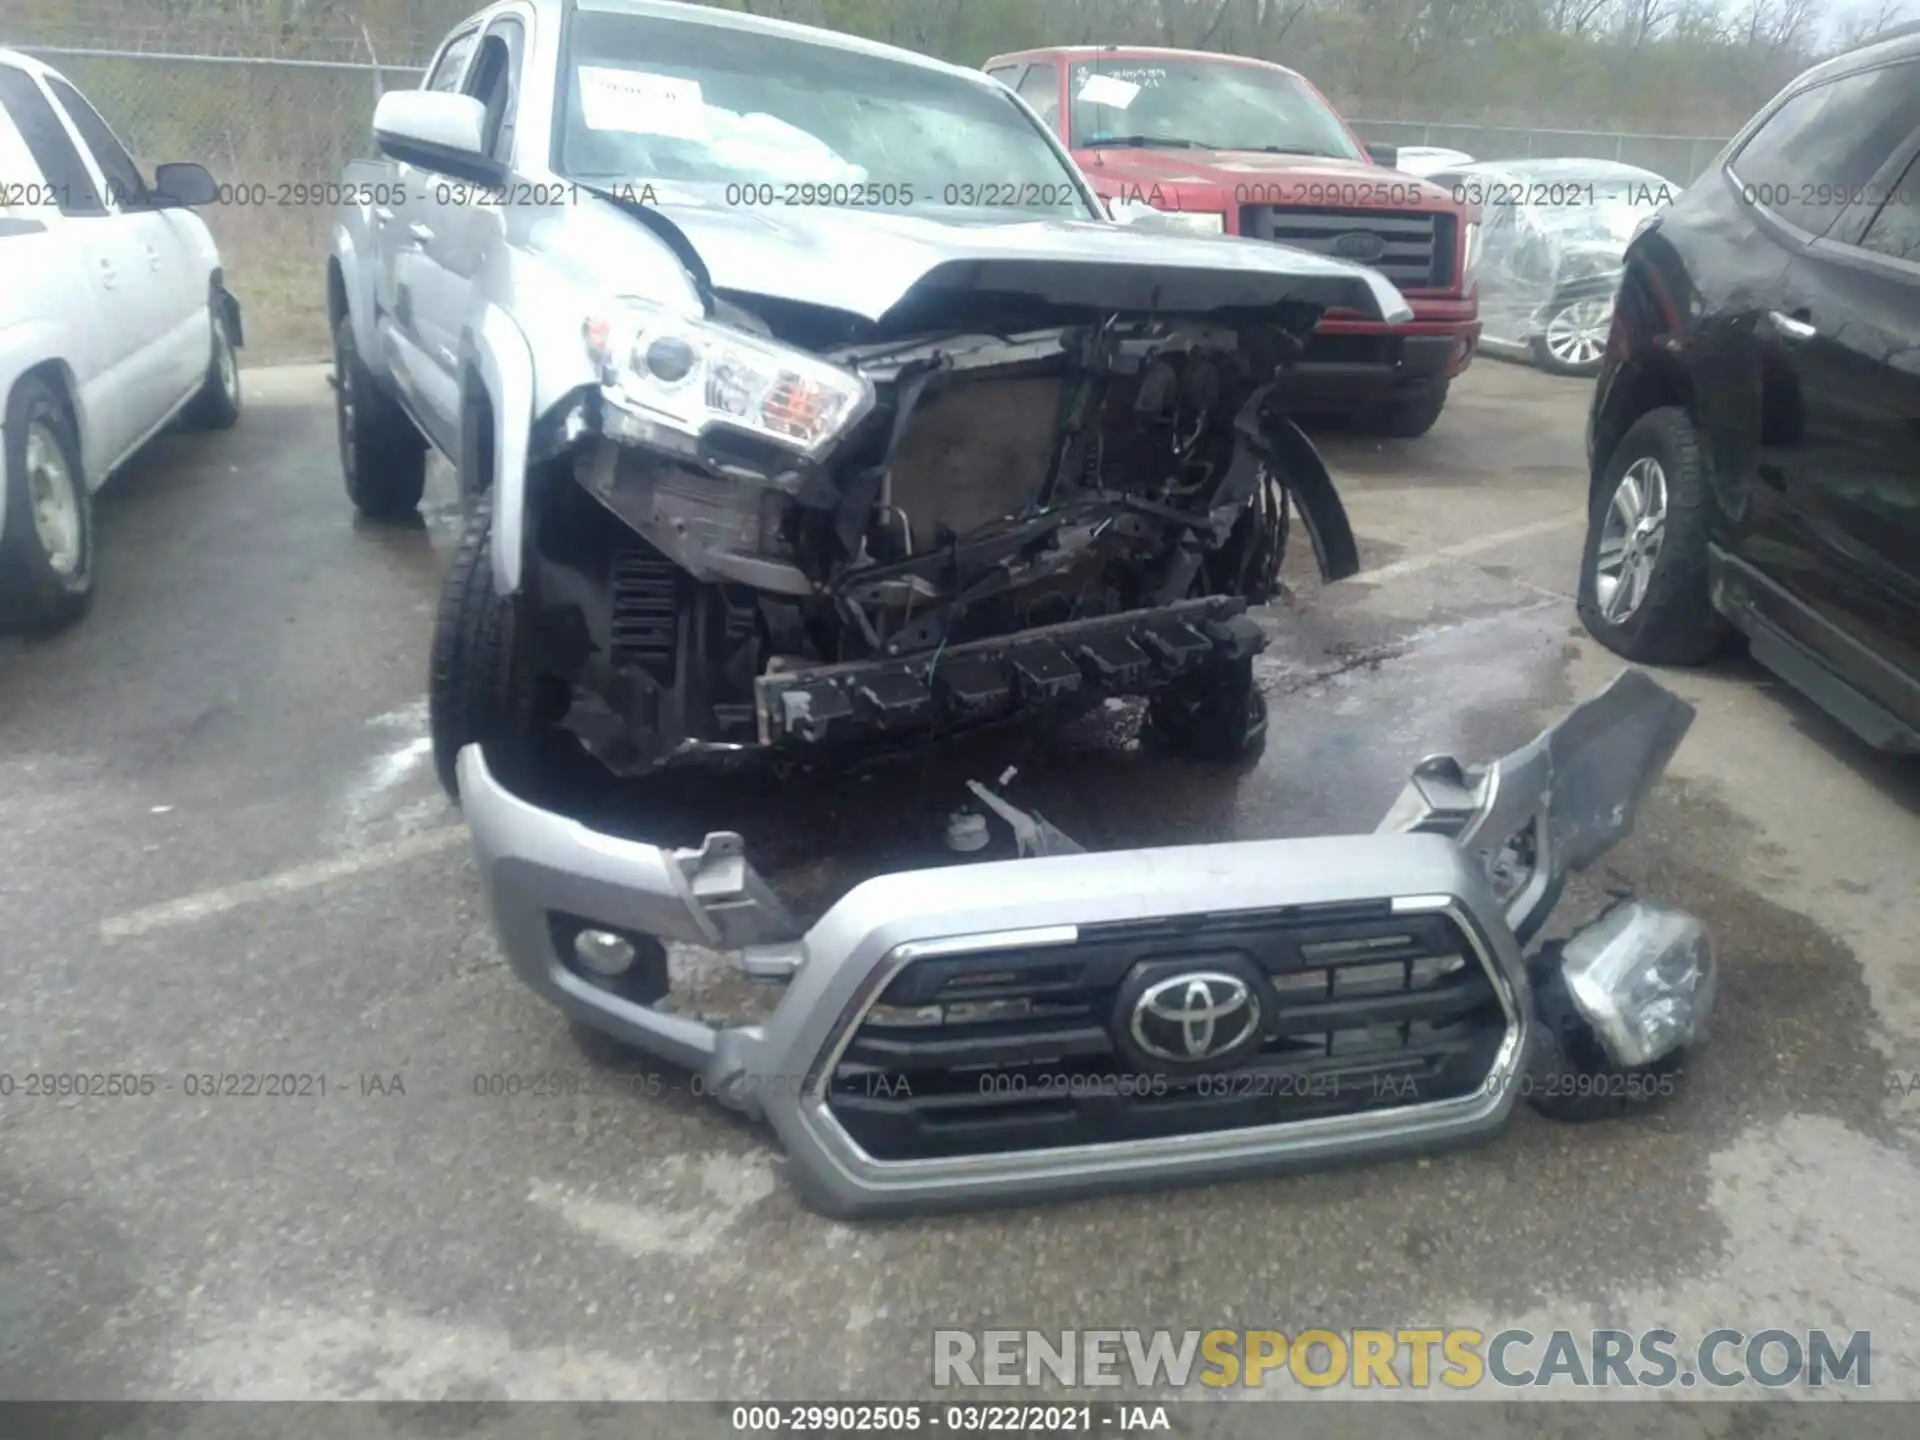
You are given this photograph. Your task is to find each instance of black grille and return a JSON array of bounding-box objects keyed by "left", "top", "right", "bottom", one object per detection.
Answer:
[
  {"left": 824, "top": 902, "right": 1509, "bottom": 1162},
  {"left": 609, "top": 544, "right": 680, "bottom": 682},
  {"left": 1240, "top": 207, "right": 1457, "bottom": 292}
]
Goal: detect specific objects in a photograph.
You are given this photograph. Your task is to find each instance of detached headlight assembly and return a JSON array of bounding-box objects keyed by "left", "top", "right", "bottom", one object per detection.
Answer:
[
  {"left": 1556, "top": 898, "right": 1717, "bottom": 1068},
  {"left": 584, "top": 299, "right": 875, "bottom": 460}
]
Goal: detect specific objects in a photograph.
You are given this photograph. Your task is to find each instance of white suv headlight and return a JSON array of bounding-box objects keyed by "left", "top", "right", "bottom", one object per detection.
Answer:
[{"left": 585, "top": 299, "right": 875, "bottom": 460}]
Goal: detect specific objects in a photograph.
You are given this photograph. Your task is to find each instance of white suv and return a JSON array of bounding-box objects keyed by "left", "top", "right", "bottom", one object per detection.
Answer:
[{"left": 0, "top": 48, "right": 242, "bottom": 633}]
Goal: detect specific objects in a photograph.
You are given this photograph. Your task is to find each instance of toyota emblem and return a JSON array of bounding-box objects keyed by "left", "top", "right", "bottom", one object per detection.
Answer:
[
  {"left": 1128, "top": 971, "right": 1260, "bottom": 1064},
  {"left": 1331, "top": 230, "right": 1387, "bottom": 263}
]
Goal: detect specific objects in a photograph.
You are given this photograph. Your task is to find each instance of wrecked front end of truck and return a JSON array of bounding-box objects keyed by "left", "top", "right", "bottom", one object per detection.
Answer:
[
  {"left": 459, "top": 668, "right": 1716, "bottom": 1217},
  {"left": 503, "top": 205, "right": 1414, "bottom": 778}
]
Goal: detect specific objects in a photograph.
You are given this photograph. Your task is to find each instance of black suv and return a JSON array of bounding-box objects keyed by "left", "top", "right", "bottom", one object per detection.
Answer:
[{"left": 1579, "top": 31, "right": 1919, "bottom": 752}]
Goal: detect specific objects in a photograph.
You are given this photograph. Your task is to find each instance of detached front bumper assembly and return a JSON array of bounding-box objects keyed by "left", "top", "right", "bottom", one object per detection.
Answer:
[{"left": 458, "top": 669, "right": 1715, "bottom": 1218}]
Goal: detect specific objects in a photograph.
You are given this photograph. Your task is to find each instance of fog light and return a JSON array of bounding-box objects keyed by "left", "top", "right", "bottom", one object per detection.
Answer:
[
  {"left": 1557, "top": 899, "right": 1715, "bottom": 1068},
  {"left": 573, "top": 928, "right": 638, "bottom": 976}
]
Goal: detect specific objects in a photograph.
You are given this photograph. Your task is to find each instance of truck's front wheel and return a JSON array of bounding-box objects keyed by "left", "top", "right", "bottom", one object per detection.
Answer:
[
  {"left": 429, "top": 503, "right": 537, "bottom": 798},
  {"left": 335, "top": 316, "right": 427, "bottom": 519}
]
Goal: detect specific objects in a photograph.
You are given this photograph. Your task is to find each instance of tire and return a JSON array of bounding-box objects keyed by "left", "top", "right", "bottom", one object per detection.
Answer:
[
  {"left": 1361, "top": 380, "right": 1449, "bottom": 439},
  {"left": 178, "top": 297, "right": 241, "bottom": 431},
  {"left": 1529, "top": 294, "right": 1611, "bottom": 377},
  {"left": 428, "top": 502, "right": 534, "bottom": 798},
  {"left": 1576, "top": 406, "right": 1728, "bottom": 666},
  {"left": 0, "top": 375, "right": 94, "bottom": 634},
  {"left": 1144, "top": 656, "right": 1268, "bottom": 763},
  {"left": 335, "top": 315, "right": 427, "bottom": 519},
  {"left": 1524, "top": 949, "right": 1688, "bottom": 1122}
]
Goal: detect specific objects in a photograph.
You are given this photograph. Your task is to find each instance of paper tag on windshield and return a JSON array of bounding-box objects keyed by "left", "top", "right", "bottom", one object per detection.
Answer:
[
  {"left": 1076, "top": 74, "right": 1141, "bottom": 109},
  {"left": 578, "top": 67, "right": 708, "bottom": 139}
]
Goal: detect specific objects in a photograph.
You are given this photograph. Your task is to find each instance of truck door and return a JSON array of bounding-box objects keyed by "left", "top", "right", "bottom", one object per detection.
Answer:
[
  {"left": 413, "top": 11, "right": 528, "bottom": 431},
  {"left": 383, "top": 24, "right": 478, "bottom": 456}
]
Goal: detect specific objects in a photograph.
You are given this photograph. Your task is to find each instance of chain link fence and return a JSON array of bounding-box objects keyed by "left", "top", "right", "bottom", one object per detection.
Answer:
[{"left": 8, "top": 43, "right": 1730, "bottom": 363}]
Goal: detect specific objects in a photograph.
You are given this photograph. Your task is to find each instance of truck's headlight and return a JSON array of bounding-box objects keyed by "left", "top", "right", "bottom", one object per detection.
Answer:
[
  {"left": 1556, "top": 899, "right": 1716, "bottom": 1068},
  {"left": 584, "top": 300, "right": 874, "bottom": 459},
  {"left": 1460, "top": 221, "right": 1483, "bottom": 292}
]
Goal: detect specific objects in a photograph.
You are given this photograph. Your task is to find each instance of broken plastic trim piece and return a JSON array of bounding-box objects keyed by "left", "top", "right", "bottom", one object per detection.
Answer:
[
  {"left": 1377, "top": 667, "right": 1695, "bottom": 941},
  {"left": 965, "top": 779, "right": 1085, "bottom": 858},
  {"left": 671, "top": 831, "right": 803, "bottom": 949}
]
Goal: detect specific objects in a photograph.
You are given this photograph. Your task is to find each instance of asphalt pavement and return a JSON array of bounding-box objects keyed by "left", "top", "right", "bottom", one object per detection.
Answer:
[{"left": 1, "top": 359, "right": 1916, "bottom": 1409}]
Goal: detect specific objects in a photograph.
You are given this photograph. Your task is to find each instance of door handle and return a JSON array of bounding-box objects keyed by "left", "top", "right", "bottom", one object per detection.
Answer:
[
  {"left": 406, "top": 222, "right": 435, "bottom": 244},
  {"left": 1769, "top": 309, "right": 1816, "bottom": 342},
  {"left": 96, "top": 257, "right": 117, "bottom": 288},
  {"left": 373, "top": 206, "right": 396, "bottom": 225},
  {"left": 144, "top": 243, "right": 161, "bottom": 271}
]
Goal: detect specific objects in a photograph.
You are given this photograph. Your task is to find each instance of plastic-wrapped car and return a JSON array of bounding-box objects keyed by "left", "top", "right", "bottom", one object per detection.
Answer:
[{"left": 1428, "top": 158, "right": 1679, "bottom": 376}]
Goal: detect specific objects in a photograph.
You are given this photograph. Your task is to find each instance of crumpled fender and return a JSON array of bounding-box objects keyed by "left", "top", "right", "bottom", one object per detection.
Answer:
[{"left": 1244, "top": 410, "right": 1361, "bottom": 583}]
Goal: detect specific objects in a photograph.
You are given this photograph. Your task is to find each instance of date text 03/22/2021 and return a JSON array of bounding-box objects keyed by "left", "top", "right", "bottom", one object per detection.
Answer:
[{"left": 0, "top": 1072, "right": 405, "bottom": 1099}]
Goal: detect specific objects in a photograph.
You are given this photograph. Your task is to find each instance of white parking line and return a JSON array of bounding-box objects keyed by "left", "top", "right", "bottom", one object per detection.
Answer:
[
  {"left": 1358, "top": 512, "right": 1582, "bottom": 584},
  {"left": 98, "top": 826, "right": 468, "bottom": 940}
]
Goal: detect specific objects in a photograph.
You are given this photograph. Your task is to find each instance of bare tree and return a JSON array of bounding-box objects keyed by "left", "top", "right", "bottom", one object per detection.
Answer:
[
  {"left": 1615, "top": 0, "right": 1677, "bottom": 48},
  {"left": 1545, "top": 0, "right": 1616, "bottom": 35},
  {"left": 1156, "top": 0, "right": 1238, "bottom": 47},
  {"left": 1837, "top": 0, "right": 1907, "bottom": 47},
  {"left": 1728, "top": 0, "right": 1819, "bottom": 54}
]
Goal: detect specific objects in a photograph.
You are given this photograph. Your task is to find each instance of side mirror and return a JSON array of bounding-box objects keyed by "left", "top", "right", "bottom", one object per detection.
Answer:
[
  {"left": 151, "top": 162, "right": 218, "bottom": 207},
  {"left": 1365, "top": 142, "right": 1399, "bottom": 169},
  {"left": 372, "top": 90, "right": 502, "bottom": 185}
]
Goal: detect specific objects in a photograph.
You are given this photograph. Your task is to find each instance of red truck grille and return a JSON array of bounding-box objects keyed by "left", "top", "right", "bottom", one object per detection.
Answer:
[{"left": 1240, "top": 207, "right": 1456, "bottom": 292}]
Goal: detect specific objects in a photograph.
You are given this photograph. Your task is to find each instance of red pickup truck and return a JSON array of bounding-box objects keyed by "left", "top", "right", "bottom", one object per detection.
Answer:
[{"left": 984, "top": 45, "right": 1483, "bottom": 437}]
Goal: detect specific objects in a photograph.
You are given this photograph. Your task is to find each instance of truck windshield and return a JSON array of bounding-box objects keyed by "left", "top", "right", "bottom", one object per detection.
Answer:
[
  {"left": 1066, "top": 56, "right": 1364, "bottom": 160},
  {"left": 557, "top": 6, "right": 1096, "bottom": 220}
]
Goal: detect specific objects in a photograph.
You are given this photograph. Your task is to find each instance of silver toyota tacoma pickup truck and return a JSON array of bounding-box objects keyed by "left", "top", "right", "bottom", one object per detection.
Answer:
[{"left": 328, "top": 0, "right": 1716, "bottom": 1217}]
